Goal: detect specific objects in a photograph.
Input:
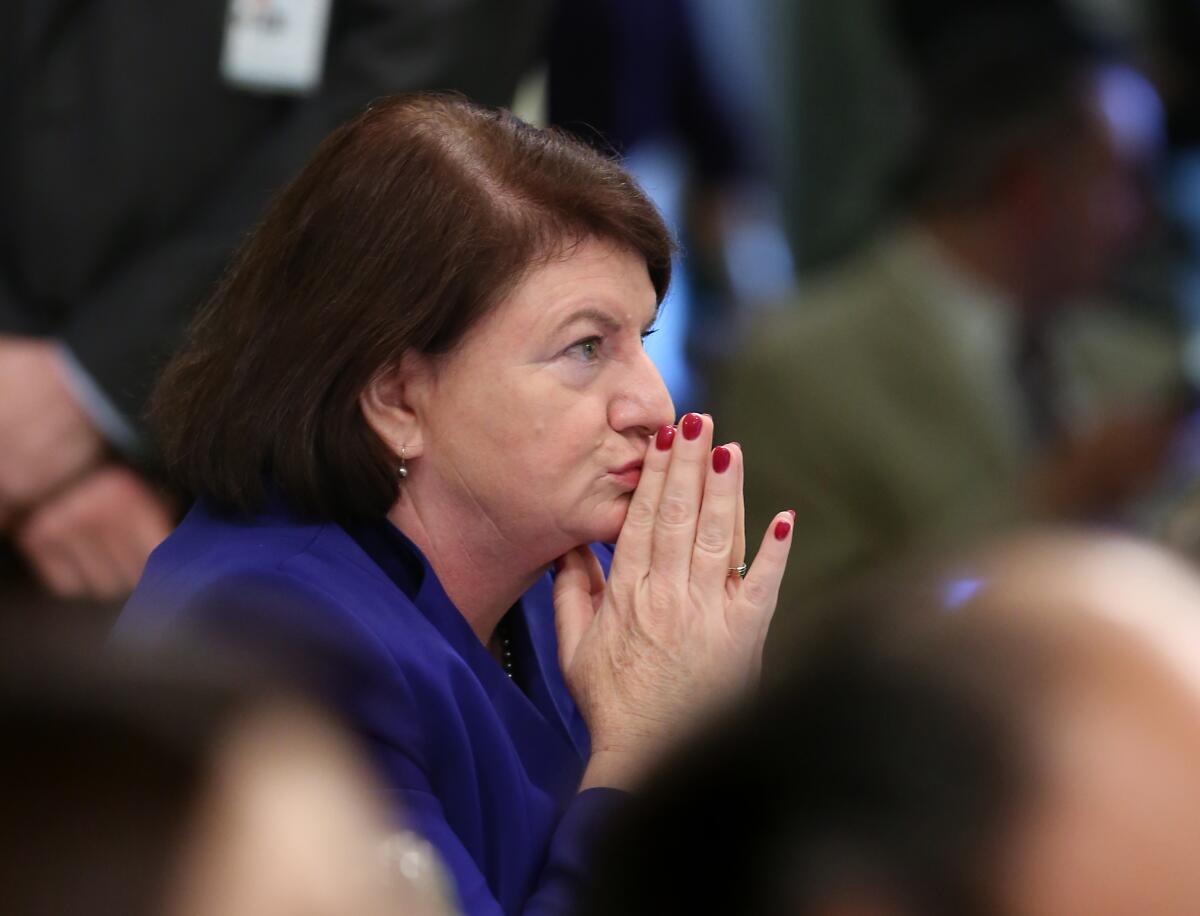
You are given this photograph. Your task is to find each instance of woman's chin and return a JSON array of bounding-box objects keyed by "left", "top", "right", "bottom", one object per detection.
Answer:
[
  {"left": 585, "top": 501, "right": 631, "bottom": 545},
  {"left": 559, "top": 497, "right": 634, "bottom": 549}
]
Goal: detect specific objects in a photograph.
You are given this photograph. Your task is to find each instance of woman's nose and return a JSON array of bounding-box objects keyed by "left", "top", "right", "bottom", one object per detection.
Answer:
[{"left": 610, "top": 351, "right": 675, "bottom": 437}]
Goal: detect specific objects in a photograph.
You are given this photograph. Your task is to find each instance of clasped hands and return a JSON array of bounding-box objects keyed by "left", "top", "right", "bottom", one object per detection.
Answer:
[
  {"left": 554, "top": 413, "right": 793, "bottom": 790},
  {"left": 0, "top": 336, "right": 173, "bottom": 600}
]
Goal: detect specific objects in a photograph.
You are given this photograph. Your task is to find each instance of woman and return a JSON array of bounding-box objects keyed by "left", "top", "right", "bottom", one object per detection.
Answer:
[{"left": 116, "top": 94, "right": 793, "bottom": 915}]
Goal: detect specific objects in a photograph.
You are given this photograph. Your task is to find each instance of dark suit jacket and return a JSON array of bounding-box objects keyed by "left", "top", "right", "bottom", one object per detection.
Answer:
[
  {"left": 0, "top": 0, "right": 548, "bottom": 434},
  {"left": 116, "top": 495, "right": 618, "bottom": 915}
]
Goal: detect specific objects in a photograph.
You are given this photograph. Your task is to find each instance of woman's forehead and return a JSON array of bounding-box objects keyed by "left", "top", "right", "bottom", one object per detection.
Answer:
[{"left": 493, "top": 239, "right": 658, "bottom": 333}]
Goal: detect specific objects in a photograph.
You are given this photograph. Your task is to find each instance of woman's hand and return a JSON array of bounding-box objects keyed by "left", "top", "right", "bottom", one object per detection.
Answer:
[{"left": 553, "top": 413, "right": 793, "bottom": 790}]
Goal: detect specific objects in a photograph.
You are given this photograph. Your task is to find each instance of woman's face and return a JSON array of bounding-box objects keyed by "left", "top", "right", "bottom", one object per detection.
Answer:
[{"left": 412, "top": 236, "right": 674, "bottom": 559}]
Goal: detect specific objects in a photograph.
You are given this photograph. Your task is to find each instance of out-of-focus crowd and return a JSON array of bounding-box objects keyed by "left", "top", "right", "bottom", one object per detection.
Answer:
[
  {"left": 9, "top": 0, "right": 1200, "bottom": 630},
  {"left": 10, "top": 0, "right": 1200, "bottom": 914}
]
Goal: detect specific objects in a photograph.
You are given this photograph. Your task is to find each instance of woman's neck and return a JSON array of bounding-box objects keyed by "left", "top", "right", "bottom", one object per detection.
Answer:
[{"left": 386, "top": 492, "right": 548, "bottom": 646}]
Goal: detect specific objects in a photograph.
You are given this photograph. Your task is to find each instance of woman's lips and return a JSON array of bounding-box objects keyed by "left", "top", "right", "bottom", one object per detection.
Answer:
[{"left": 609, "top": 461, "right": 643, "bottom": 488}]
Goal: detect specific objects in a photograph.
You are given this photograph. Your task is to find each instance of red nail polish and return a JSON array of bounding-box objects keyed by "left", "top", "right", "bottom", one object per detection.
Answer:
[
  {"left": 681, "top": 413, "right": 703, "bottom": 440},
  {"left": 712, "top": 446, "right": 731, "bottom": 473},
  {"left": 655, "top": 424, "right": 676, "bottom": 450},
  {"left": 774, "top": 520, "right": 792, "bottom": 541}
]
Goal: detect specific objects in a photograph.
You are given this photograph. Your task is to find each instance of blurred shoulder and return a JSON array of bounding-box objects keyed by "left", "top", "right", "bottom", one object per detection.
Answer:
[{"left": 736, "top": 237, "right": 911, "bottom": 375}]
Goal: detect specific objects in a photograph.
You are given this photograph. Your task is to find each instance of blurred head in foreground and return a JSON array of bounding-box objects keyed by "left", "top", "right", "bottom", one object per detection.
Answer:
[
  {"left": 0, "top": 657, "right": 455, "bottom": 916},
  {"left": 581, "top": 531, "right": 1200, "bottom": 916}
]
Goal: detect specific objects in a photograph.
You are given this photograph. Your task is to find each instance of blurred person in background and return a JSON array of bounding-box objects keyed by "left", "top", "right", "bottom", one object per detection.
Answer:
[
  {"left": 545, "top": 0, "right": 795, "bottom": 409},
  {"left": 0, "top": 0, "right": 549, "bottom": 625},
  {"left": 0, "top": 653, "right": 457, "bottom": 916},
  {"left": 724, "top": 4, "right": 1187, "bottom": 623},
  {"left": 580, "top": 530, "right": 1200, "bottom": 916},
  {"left": 114, "top": 94, "right": 793, "bottom": 915},
  {"left": 773, "top": 0, "right": 1184, "bottom": 274},
  {"left": 769, "top": 0, "right": 917, "bottom": 272}
]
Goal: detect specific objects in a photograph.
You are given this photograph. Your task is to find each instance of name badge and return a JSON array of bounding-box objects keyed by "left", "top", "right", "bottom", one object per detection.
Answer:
[{"left": 221, "top": 0, "right": 333, "bottom": 95}]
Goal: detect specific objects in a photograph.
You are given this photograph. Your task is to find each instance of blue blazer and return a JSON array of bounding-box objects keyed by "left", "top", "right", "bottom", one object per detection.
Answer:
[{"left": 115, "top": 496, "right": 619, "bottom": 916}]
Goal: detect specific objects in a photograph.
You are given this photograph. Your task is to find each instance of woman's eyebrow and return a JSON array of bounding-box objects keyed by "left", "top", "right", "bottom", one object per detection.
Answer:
[{"left": 552, "top": 306, "right": 623, "bottom": 335}]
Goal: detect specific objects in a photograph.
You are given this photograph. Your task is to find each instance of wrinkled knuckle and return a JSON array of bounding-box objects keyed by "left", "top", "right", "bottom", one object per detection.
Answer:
[
  {"left": 656, "top": 495, "right": 691, "bottom": 527},
  {"left": 609, "top": 572, "right": 638, "bottom": 603},
  {"left": 693, "top": 522, "right": 728, "bottom": 557},
  {"left": 647, "top": 586, "right": 680, "bottom": 618},
  {"left": 624, "top": 497, "right": 656, "bottom": 527},
  {"left": 741, "top": 576, "right": 773, "bottom": 607}
]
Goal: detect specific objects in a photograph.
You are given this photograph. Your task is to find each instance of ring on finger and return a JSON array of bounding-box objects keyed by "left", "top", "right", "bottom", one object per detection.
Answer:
[{"left": 728, "top": 563, "right": 748, "bottom": 579}]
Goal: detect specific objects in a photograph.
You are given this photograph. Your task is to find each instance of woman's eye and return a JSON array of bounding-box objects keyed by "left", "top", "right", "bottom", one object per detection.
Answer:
[
  {"left": 640, "top": 328, "right": 659, "bottom": 348},
  {"left": 568, "top": 337, "right": 603, "bottom": 362}
]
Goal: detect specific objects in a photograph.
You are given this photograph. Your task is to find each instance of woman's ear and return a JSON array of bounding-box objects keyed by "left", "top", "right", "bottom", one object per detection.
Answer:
[{"left": 359, "top": 355, "right": 429, "bottom": 461}]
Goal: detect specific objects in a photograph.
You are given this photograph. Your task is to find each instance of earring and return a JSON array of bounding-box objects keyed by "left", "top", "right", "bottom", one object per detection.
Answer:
[{"left": 398, "top": 445, "right": 409, "bottom": 479}]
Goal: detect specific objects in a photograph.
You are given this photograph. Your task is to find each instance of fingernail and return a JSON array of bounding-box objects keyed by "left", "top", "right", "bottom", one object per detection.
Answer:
[
  {"left": 774, "top": 519, "right": 792, "bottom": 541},
  {"left": 655, "top": 424, "right": 676, "bottom": 450},
  {"left": 712, "top": 446, "right": 731, "bottom": 473},
  {"left": 681, "top": 413, "right": 703, "bottom": 440}
]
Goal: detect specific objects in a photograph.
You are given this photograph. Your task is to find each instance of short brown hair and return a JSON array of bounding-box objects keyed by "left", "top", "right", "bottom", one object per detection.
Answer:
[{"left": 151, "top": 93, "right": 674, "bottom": 523}]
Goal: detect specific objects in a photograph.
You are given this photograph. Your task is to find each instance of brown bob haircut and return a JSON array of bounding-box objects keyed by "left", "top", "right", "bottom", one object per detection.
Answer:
[{"left": 151, "top": 93, "right": 674, "bottom": 524}]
